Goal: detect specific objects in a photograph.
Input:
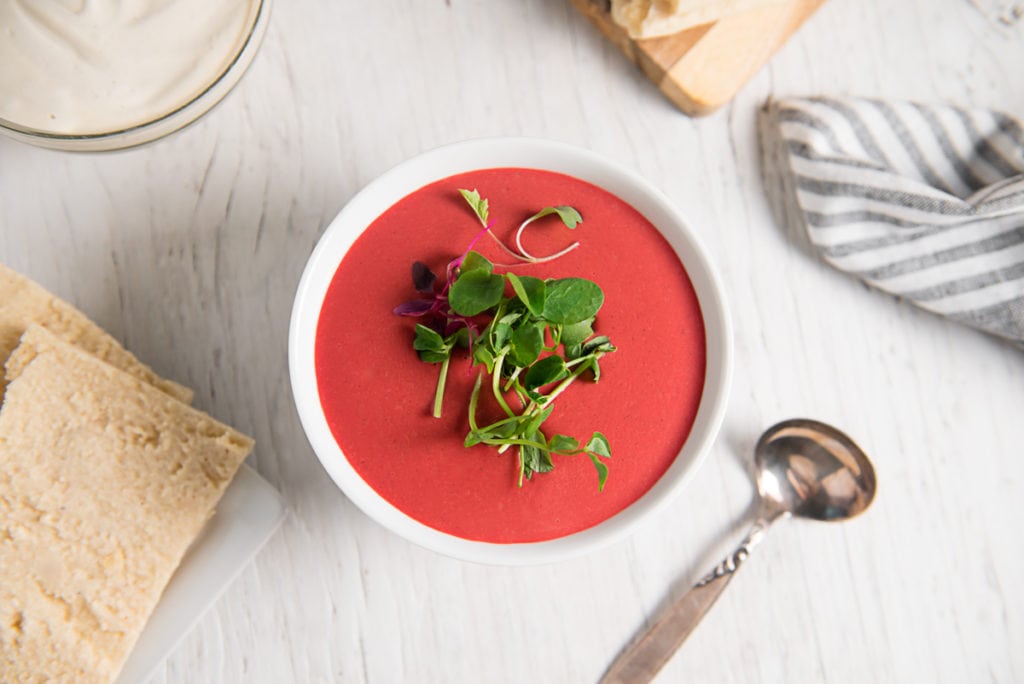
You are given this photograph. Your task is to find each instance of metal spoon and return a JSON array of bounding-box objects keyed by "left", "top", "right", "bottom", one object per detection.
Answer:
[{"left": 601, "top": 418, "right": 877, "bottom": 683}]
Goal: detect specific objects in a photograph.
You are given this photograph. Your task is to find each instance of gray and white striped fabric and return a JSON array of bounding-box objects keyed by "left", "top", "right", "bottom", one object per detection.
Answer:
[{"left": 764, "top": 96, "right": 1024, "bottom": 346}]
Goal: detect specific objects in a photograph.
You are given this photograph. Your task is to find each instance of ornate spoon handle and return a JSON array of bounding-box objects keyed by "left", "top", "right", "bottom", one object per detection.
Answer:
[{"left": 600, "top": 517, "right": 777, "bottom": 684}]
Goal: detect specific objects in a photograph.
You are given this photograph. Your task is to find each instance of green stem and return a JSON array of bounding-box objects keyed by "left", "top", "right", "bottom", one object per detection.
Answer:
[
  {"left": 482, "top": 436, "right": 550, "bottom": 451},
  {"left": 486, "top": 229, "right": 526, "bottom": 262},
  {"left": 491, "top": 353, "right": 515, "bottom": 418},
  {"left": 502, "top": 366, "right": 522, "bottom": 392},
  {"left": 518, "top": 447, "right": 525, "bottom": 488},
  {"left": 467, "top": 372, "right": 483, "bottom": 432},
  {"left": 513, "top": 383, "right": 532, "bottom": 409},
  {"left": 539, "top": 351, "right": 605, "bottom": 409},
  {"left": 476, "top": 415, "right": 520, "bottom": 433},
  {"left": 432, "top": 355, "right": 451, "bottom": 419}
]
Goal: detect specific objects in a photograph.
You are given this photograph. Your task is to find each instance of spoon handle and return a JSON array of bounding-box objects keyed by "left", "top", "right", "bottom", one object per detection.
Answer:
[{"left": 600, "top": 517, "right": 776, "bottom": 684}]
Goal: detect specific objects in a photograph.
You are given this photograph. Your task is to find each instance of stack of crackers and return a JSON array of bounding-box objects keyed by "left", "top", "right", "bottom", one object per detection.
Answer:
[{"left": 0, "top": 264, "right": 253, "bottom": 683}]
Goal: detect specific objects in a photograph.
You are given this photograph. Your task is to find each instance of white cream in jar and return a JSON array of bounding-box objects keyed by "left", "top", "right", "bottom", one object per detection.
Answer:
[{"left": 0, "top": 0, "right": 260, "bottom": 135}]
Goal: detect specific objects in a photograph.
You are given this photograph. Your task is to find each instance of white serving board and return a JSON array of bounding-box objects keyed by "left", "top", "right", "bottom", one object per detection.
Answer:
[{"left": 116, "top": 464, "right": 286, "bottom": 684}]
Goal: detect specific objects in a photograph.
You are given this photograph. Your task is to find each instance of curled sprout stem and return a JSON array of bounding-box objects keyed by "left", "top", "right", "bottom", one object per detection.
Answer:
[
  {"left": 486, "top": 230, "right": 527, "bottom": 262},
  {"left": 514, "top": 214, "right": 580, "bottom": 264}
]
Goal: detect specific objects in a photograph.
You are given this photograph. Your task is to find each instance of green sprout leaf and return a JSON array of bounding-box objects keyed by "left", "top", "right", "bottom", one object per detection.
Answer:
[
  {"left": 523, "top": 356, "right": 569, "bottom": 391},
  {"left": 582, "top": 335, "right": 616, "bottom": 355},
  {"left": 533, "top": 444, "right": 554, "bottom": 473},
  {"left": 506, "top": 273, "right": 546, "bottom": 316},
  {"left": 521, "top": 444, "right": 541, "bottom": 480},
  {"left": 588, "top": 453, "right": 610, "bottom": 491},
  {"left": 450, "top": 270, "right": 505, "bottom": 316},
  {"left": 460, "top": 250, "right": 493, "bottom": 275},
  {"left": 412, "top": 324, "right": 445, "bottom": 353},
  {"left": 459, "top": 188, "right": 489, "bottom": 226},
  {"left": 542, "top": 278, "right": 604, "bottom": 324},
  {"left": 585, "top": 432, "right": 612, "bottom": 459},
  {"left": 491, "top": 313, "right": 521, "bottom": 351},
  {"left": 526, "top": 205, "right": 583, "bottom": 229},
  {"left": 473, "top": 343, "right": 495, "bottom": 372},
  {"left": 549, "top": 434, "right": 579, "bottom": 453},
  {"left": 560, "top": 318, "right": 595, "bottom": 348},
  {"left": 509, "top": 323, "right": 544, "bottom": 368}
]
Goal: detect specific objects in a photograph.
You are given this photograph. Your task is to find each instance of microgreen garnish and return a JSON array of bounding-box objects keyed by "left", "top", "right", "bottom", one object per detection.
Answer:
[
  {"left": 457, "top": 187, "right": 585, "bottom": 265},
  {"left": 458, "top": 188, "right": 489, "bottom": 226},
  {"left": 395, "top": 189, "right": 616, "bottom": 490}
]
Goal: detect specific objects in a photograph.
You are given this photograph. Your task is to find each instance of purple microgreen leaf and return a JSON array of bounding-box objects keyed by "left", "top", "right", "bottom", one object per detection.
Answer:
[
  {"left": 412, "top": 261, "right": 437, "bottom": 293},
  {"left": 394, "top": 299, "right": 435, "bottom": 316},
  {"left": 426, "top": 317, "right": 447, "bottom": 335},
  {"left": 446, "top": 327, "right": 470, "bottom": 348}
]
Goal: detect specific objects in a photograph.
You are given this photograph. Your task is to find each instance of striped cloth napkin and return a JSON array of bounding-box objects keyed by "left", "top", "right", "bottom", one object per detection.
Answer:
[{"left": 762, "top": 96, "right": 1024, "bottom": 346}]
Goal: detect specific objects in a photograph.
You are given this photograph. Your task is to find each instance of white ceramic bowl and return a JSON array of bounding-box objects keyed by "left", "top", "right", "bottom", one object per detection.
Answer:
[{"left": 289, "top": 137, "right": 732, "bottom": 565}]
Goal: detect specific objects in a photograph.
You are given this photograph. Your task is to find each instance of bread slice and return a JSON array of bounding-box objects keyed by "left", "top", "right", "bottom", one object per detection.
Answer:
[
  {"left": 611, "top": 0, "right": 789, "bottom": 38},
  {"left": 0, "top": 325, "right": 253, "bottom": 683},
  {"left": 0, "top": 262, "right": 192, "bottom": 403}
]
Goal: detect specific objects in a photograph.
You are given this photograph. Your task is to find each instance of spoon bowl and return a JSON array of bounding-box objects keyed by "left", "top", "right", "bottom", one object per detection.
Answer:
[{"left": 756, "top": 418, "right": 876, "bottom": 522}]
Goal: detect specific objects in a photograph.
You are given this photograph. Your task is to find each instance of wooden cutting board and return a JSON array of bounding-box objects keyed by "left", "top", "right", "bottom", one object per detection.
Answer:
[{"left": 569, "top": 0, "right": 825, "bottom": 115}]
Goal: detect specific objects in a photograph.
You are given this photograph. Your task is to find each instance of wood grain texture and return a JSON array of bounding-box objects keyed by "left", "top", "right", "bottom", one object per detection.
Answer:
[
  {"left": 568, "top": 0, "right": 825, "bottom": 114},
  {"left": 0, "top": 0, "right": 1022, "bottom": 682}
]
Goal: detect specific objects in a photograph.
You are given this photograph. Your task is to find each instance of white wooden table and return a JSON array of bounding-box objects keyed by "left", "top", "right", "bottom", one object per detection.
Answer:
[{"left": 2, "top": 1, "right": 1023, "bottom": 681}]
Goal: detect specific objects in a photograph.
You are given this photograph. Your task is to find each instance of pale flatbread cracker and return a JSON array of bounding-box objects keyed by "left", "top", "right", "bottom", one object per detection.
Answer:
[
  {"left": 0, "top": 262, "right": 193, "bottom": 403},
  {"left": 611, "top": 0, "right": 790, "bottom": 38},
  {"left": 0, "top": 326, "right": 253, "bottom": 683}
]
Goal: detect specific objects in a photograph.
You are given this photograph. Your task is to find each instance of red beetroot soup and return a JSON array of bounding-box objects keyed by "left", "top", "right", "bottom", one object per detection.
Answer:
[{"left": 315, "top": 168, "right": 706, "bottom": 543}]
